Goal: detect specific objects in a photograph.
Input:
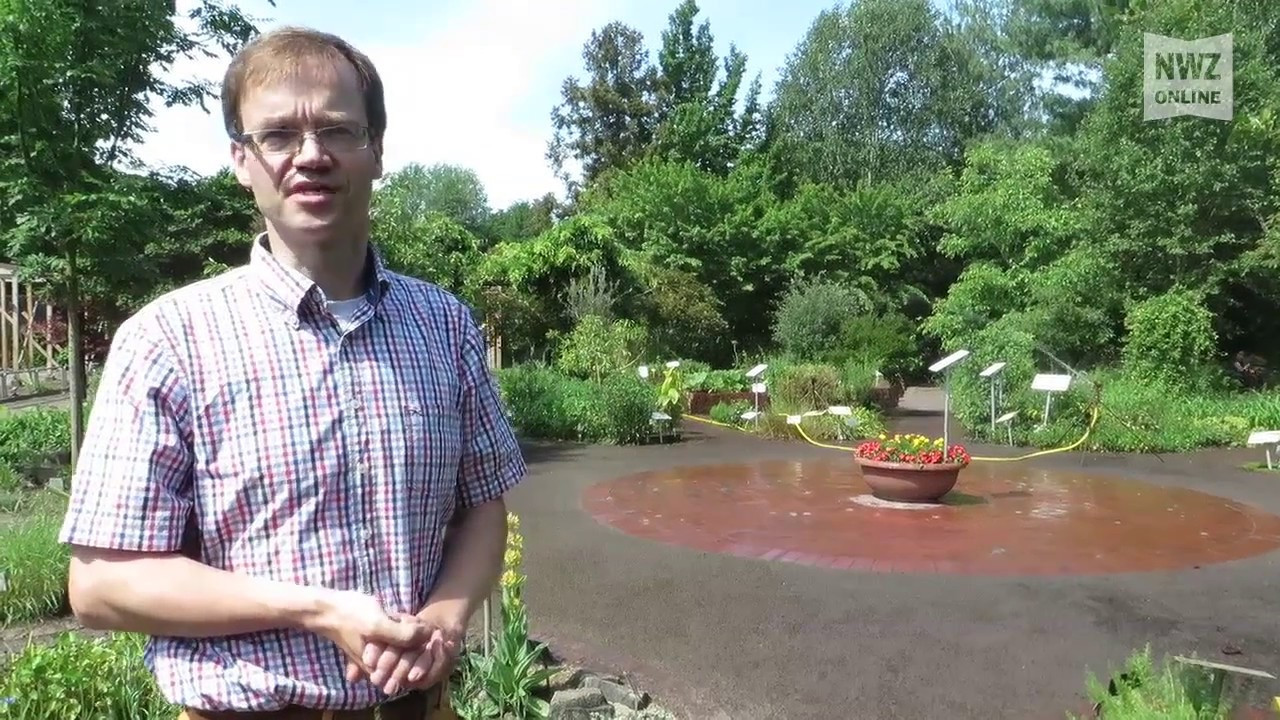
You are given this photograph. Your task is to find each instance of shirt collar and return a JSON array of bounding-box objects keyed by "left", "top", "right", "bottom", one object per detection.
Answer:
[{"left": 248, "top": 232, "right": 392, "bottom": 321}]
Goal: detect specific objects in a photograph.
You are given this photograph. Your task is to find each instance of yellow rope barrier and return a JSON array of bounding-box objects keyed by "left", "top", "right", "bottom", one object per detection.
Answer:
[{"left": 683, "top": 396, "right": 1103, "bottom": 465}]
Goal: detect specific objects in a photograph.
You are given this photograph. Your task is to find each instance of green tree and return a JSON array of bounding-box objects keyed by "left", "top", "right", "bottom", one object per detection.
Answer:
[
  {"left": 547, "top": 22, "right": 658, "bottom": 195},
  {"left": 0, "top": 0, "right": 268, "bottom": 467},
  {"left": 768, "top": 0, "right": 1033, "bottom": 188},
  {"left": 376, "top": 162, "right": 491, "bottom": 235}
]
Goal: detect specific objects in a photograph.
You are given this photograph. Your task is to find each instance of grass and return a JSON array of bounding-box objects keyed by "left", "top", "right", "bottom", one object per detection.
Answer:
[{"left": 0, "top": 489, "right": 70, "bottom": 627}]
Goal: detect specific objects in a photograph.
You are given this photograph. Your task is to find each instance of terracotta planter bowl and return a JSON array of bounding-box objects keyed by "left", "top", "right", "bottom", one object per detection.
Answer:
[{"left": 856, "top": 458, "right": 963, "bottom": 503}]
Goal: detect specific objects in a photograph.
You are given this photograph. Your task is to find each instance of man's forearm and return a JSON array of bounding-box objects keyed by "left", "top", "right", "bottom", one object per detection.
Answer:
[
  {"left": 421, "top": 499, "right": 507, "bottom": 623},
  {"left": 68, "top": 546, "right": 322, "bottom": 638}
]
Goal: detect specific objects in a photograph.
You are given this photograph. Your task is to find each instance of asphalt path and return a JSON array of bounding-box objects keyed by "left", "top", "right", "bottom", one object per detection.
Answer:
[{"left": 504, "top": 395, "right": 1280, "bottom": 719}]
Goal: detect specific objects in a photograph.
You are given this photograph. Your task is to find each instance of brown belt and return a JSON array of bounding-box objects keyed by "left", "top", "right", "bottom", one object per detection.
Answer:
[{"left": 179, "top": 683, "right": 455, "bottom": 720}]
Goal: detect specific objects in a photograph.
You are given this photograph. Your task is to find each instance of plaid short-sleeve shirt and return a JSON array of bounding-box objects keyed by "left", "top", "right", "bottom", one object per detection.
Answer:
[{"left": 58, "top": 234, "right": 526, "bottom": 711}]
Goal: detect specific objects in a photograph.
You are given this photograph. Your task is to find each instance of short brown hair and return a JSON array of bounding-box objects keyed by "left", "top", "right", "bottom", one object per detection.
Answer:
[{"left": 220, "top": 26, "right": 386, "bottom": 141}]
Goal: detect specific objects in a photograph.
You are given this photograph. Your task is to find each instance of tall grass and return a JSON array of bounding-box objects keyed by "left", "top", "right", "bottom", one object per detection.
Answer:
[{"left": 0, "top": 490, "right": 70, "bottom": 627}]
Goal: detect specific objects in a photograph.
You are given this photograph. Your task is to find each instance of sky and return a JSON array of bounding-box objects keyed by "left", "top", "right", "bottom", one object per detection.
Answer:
[{"left": 131, "top": 0, "right": 841, "bottom": 210}]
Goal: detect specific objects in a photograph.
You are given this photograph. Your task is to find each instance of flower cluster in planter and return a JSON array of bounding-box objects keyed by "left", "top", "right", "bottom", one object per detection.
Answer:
[{"left": 854, "top": 433, "right": 971, "bottom": 467}]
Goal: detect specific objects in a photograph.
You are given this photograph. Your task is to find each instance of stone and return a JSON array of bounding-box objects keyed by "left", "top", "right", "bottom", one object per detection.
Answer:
[
  {"left": 547, "top": 665, "right": 585, "bottom": 692},
  {"left": 550, "top": 687, "right": 612, "bottom": 720},
  {"left": 582, "top": 676, "right": 647, "bottom": 710}
]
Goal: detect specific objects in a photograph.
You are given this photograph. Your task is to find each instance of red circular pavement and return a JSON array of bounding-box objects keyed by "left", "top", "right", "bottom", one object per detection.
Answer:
[{"left": 582, "top": 459, "right": 1280, "bottom": 575}]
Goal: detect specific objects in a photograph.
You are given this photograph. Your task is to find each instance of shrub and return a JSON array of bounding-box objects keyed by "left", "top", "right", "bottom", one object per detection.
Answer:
[
  {"left": 1056, "top": 372, "right": 1280, "bottom": 453},
  {"left": 752, "top": 406, "right": 884, "bottom": 443},
  {"left": 772, "top": 363, "right": 845, "bottom": 412},
  {"left": 686, "top": 369, "right": 749, "bottom": 393},
  {"left": 837, "top": 357, "right": 881, "bottom": 408},
  {"left": 946, "top": 316, "right": 1049, "bottom": 441},
  {"left": 553, "top": 314, "right": 647, "bottom": 382},
  {"left": 0, "top": 631, "right": 178, "bottom": 718},
  {"left": 0, "top": 407, "right": 72, "bottom": 483},
  {"left": 1122, "top": 289, "right": 1220, "bottom": 392},
  {"left": 598, "top": 373, "right": 659, "bottom": 444},
  {"left": 771, "top": 278, "right": 870, "bottom": 360},
  {"left": 496, "top": 365, "right": 657, "bottom": 445},
  {"left": 834, "top": 312, "right": 919, "bottom": 380},
  {"left": 496, "top": 364, "right": 579, "bottom": 440}
]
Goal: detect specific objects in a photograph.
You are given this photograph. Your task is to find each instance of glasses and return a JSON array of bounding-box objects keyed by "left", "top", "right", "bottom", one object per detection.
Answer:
[{"left": 235, "top": 124, "right": 371, "bottom": 155}]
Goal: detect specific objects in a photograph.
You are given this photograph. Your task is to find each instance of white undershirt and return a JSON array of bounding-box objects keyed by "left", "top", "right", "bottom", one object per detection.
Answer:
[{"left": 327, "top": 297, "right": 368, "bottom": 333}]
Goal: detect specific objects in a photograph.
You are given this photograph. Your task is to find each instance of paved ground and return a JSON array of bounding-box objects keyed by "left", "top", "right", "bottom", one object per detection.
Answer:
[{"left": 504, "top": 400, "right": 1280, "bottom": 719}]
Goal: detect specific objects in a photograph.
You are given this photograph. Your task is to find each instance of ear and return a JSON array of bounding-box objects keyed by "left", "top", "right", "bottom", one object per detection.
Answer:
[
  {"left": 372, "top": 136, "right": 384, "bottom": 180},
  {"left": 230, "top": 140, "right": 253, "bottom": 188}
]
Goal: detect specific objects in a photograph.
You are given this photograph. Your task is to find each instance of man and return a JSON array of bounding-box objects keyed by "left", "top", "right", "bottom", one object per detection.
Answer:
[{"left": 57, "top": 25, "right": 526, "bottom": 720}]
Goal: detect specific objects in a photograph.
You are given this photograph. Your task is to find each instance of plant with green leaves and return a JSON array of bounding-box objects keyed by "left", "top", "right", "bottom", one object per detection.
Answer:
[
  {"left": 1073, "top": 645, "right": 1234, "bottom": 720},
  {"left": 0, "top": 631, "right": 178, "bottom": 718},
  {"left": 451, "top": 514, "right": 556, "bottom": 719}
]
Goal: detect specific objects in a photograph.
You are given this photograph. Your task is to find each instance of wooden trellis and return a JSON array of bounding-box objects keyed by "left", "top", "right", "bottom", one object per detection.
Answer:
[{"left": 0, "top": 262, "right": 63, "bottom": 371}]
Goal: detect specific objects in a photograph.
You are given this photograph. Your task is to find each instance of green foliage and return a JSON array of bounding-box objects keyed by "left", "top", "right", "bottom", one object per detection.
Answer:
[
  {"left": 1122, "top": 290, "right": 1220, "bottom": 392},
  {"left": 373, "top": 210, "right": 480, "bottom": 296},
  {"left": 553, "top": 315, "right": 647, "bottom": 382},
  {"left": 473, "top": 214, "right": 637, "bottom": 358},
  {"left": 451, "top": 515, "right": 555, "bottom": 719},
  {"left": 709, "top": 400, "right": 749, "bottom": 424},
  {"left": 771, "top": 182, "right": 929, "bottom": 312},
  {"left": 631, "top": 265, "right": 730, "bottom": 364},
  {"left": 771, "top": 364, "right": 845, "bottom": 411},
  {"left": 1056, "top": 373, "right": 1280, "bottom": 454},
  {"left": 483, "top": 193, "right": 557, "bottom": 246},
  {"left": 580, "top": 157, "right": 790, "bottom": 350},
  {"left": 1073, "top": 645, "right": 1233, "bottom": 720},
  {"left": 945, "top": 316, "right": 1043, "bottom": 440},
  {"left": 834, "top": 313, "right": 919, "bottom": 380},
  {"left": 768, "top": 0, "right": 1033, "bottom": 188},
  {"left": 376, "top": 162, "right": 491, "bottom": 234},
  {"left": 771, "top": 279, "right": 870, "bottom": 361},
  {"left": 496, "top": 365, "right": 658, "bottom": 445},
  {"left": 686, "top": 369, "right": 749, "bottom": 393},
  {"left": 548, "top": 1, "right": 761, "bottom": 190},
  {"left": 0, "top": 490, "right": 68, "bottom": 626},
  {"left": 0, "top": 407, "right": 71, "bottom": 478},
  {"left": 0, "top": 631, "right": 177, "bottom": 718}
]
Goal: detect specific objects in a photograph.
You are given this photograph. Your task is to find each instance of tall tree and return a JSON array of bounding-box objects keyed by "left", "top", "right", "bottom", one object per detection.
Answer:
[
  {"left": 547, "top": 22, "right": 658, "bottom": 196},
  {"left": 768, "top": 0, "right": 1033, "bottom": 188},
  {"left": 0, "top": 0, "right": 267, "bottom": 469},
  {"left": 649, "top": 0, "right": 762, "bottom": 174}
]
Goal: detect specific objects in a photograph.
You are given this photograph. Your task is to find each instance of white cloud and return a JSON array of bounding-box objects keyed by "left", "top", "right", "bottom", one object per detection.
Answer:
[{"left": 127, "top": 0, "right": 631, "bottom": 209}]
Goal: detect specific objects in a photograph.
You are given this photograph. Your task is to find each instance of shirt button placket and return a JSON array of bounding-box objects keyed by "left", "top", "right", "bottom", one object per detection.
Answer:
[{"left": 337, "top": 331, "right": 374, "bottom": 594}]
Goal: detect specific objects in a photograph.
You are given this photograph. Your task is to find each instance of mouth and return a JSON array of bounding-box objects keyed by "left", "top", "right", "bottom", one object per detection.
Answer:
[{"left": 289, "top": 182, "right": 339, "bottom": 198}]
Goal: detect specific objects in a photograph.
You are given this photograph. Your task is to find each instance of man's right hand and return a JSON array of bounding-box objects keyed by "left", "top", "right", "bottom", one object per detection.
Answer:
[{"left": 301, "top": 589, "right": 432, "bottom": 677}]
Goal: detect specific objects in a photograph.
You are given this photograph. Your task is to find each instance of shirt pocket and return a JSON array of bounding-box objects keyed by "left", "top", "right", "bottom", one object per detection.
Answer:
[{"left": 401, "top": 398, "right": 464, "bottom": 496}]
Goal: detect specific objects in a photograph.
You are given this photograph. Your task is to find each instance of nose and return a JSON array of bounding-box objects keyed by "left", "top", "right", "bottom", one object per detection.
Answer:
[{"left": 293, "top": 132, "right": 332, "bottom": 168}]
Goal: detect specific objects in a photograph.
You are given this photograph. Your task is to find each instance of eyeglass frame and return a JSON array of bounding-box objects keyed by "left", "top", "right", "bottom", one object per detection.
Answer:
[{"left": 231, "top": 123, "right": 374, "bottom": 155}]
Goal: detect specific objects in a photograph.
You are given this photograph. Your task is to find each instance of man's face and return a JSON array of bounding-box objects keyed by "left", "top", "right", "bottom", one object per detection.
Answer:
[{"left": 231, "top": 58, "right": 383, "bottom": 247}]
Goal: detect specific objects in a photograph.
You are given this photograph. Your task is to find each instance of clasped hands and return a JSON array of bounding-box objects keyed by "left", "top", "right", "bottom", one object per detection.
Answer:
[{"left": 314, "top": 589, "right": 464, "bottom": 696}]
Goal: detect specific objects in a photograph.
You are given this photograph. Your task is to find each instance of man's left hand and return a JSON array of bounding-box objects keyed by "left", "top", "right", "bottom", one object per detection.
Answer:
[{"left": 346, "top": 603, "right": 464, "bottom": 695}]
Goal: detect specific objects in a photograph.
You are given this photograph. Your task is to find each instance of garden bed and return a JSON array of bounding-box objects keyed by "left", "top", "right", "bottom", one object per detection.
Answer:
[{"left": 687, "top": 390, "right": 764, "bottom": 415}]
